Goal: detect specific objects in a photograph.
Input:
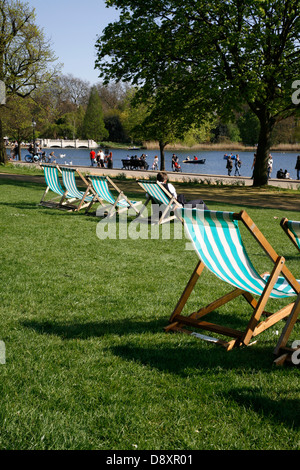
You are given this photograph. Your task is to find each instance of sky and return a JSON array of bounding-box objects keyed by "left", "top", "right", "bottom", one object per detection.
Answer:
[{"left": 26, "top": 0, "right": 120, "bottom": 85}]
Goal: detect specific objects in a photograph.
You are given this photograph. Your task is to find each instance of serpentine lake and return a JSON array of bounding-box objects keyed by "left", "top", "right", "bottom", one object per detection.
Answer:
[{"left": 20, "top": 147, "right": 300, "bottom": 180}]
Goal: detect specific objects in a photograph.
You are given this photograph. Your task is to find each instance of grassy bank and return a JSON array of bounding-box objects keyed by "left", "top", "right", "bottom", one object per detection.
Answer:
[{"left": 0, "top": 175, "right": 299, "bottom": 450}]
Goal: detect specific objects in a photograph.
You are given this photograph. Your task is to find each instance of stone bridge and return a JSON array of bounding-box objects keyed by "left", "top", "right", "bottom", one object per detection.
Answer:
[{"left": 40, "top": 139, "right": 98, "bottom": 149}]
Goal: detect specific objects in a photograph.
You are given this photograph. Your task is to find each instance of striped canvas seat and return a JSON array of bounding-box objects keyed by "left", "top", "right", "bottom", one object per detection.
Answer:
[
  {"left": 138, "top": 180, "right": 174, "bottom": 206},
  {"left": 165, "top": 208, "right": 300, "bottom": 350},
  {"left": 182, "top": 209, "right": 297, "bottom": 298},
  {"left": 87, "top": 175, "right": 141, "bottom": 217},
  {"left": 60, "top": 167, "right": 94, "bottom": 202},
  {"left": 40, "top": 164, "right": 76, "bottom": 209},
  {"left": 280, "top": 218, "right": 300, "bottom": 252},
  {"left": 42, "top": 164, "right": 65, "bottom": 196},
  {"left": 59, "top": 166, "right": 104, "bottom": 212},
  {"left": 137, "top": 180, "right": 181, "bottom": 224}
]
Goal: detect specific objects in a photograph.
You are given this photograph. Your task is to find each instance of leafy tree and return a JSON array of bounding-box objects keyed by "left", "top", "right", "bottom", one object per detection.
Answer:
[
  {"left": 82, "top": 86, "right": 108, "bottom": 142},
  {"left": 95, "top": 0, "right": 299, "bottom": 186},
  {"left": 237, "top": 111, "right": 260, "bottom": 147},
  {"left": 132, "top": 97, "right": 194, "bottom": 170},
  {"left": 3, "top": 95, "right": 35, "bottom": 158},
  {"left": 182, "top": 119, "right": 216, "bottom": 147},
  {"left": 0, "top": 0, "right": 59, "bottom": 163},
  {"left": 104, "top": 111, "right": 128, "bottom": 142}
]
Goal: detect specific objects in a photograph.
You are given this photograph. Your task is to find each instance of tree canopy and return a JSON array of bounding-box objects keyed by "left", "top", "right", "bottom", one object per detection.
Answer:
[
  {"left": 0, "top": 0, "right": 59, "bottom": 163},
  {"left": 95, "top": 0, "right": 300, "bottom": 185},
  {"left": 82, "top": 86, "right": 108, "bottom": 142}
]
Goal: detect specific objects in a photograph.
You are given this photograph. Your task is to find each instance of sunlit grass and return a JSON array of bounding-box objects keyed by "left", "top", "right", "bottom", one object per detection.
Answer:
[{"left": 0, "top": 177, "right": 299, "bottom": 450}]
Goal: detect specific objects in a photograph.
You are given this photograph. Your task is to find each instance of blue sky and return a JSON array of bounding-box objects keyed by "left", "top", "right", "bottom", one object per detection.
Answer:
[{"left": 26, "top": 0, "right": 120, "bottom": 84}]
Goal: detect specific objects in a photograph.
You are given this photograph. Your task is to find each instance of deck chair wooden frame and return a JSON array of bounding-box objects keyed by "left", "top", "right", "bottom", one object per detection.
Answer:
[
  {"left": 39, "top": 164, "right": 78, "bottom": 210},
  {"left": 137, "top": 180, "right": 182, "bottom": 225},
  {"left": 86, "top": 175, "right": 142, "bottom": 217},
  {"left": 59, "top": 165, "right": 102, "bottom": 212},
  {"left": 273, "top": 293, "right": 300, "bottom": 366},
  {"left": 165, "top": 209, "right": 300, "bottom": 351},
  {"left": 280, "top": 217, "right": 300, "bottom": 253}
]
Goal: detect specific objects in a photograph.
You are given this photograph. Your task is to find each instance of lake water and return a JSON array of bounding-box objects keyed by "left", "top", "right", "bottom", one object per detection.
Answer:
[{"left": 20, "top": 147, "right": 300, "bottom": 180}]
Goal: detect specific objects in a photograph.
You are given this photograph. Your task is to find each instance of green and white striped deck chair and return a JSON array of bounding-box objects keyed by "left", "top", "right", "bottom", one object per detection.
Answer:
[
  {"left": 86, "top": 175, "right": 142, "bottom": 217},
  {"left": 137, "top": 180, "right": 181, "bottom": 224},
  {"left": 166, "top": 209, "right": 300, "bottom": 351},
  {"left": 40, "top": 164, "right": 77, "bottom": 209},
  {"left": 280, "top": 218, "right": 300, "bottom": 253},
  {"left": 59, "top": 166, "right": 102, "bottom": 211}
]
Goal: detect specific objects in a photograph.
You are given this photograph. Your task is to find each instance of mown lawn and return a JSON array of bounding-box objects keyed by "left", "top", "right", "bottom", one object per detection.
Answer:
[{"left": 0, "top": 176, "right": 299, "bottom": 450}]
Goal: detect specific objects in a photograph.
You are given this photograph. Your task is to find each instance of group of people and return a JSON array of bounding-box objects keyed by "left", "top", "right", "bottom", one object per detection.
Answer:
[
  {"left": 90, "top": 149, "right": 113, "bottom": 168},
  {"left": 276, "top": 168, "right": 290, "bottom": 179},
  {"left": 225, "top": 153, "right": 242, "bottom": 176},
  {"left": 124, "top": 154, "right": 149, "bottom": 170}
]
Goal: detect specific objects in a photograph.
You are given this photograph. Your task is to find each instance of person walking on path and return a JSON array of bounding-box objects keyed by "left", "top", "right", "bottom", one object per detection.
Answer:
[
  {"left": 267, "top": 154, "right": 273, "bottom": 179},
  {"left": 90, "top": 149, "right": 96, "bottom": 167},
  {"left": 234, "top": 154, "right": 242, "bottom": 176},
  {"left": 251, "top": 153, "right": 256, "bottom": 178},
  {"left": 295, "top": 155, "right": 300, "bottom": 180},
  {"left": 226, "top": 155, "right": 233, "bottom": 176},
  {"left": 152, "top": 155, "right": 159, "bottom": 170}
]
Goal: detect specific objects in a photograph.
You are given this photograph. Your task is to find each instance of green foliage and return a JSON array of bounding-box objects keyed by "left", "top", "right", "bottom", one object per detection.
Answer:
[
  {"left": 0, "top": 0, "right": 59, "bottom": 163},
  {"left": 95, "top": 0, "right": 300, "bottom": 185},
  {"left": 237, "top": 112, "right": 260, "bottom": 146},
  {"left": 82, "top": 87, "right": 108, "bottom": 142}
]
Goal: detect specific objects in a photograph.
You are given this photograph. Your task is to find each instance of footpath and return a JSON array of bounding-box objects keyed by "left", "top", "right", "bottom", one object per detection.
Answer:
[{"left": 0, "top": 161, "right": 300, "bottom": 212}]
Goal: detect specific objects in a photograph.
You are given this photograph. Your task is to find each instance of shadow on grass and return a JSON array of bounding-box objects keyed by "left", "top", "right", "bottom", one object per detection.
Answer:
[
  {"left": 0, "top": 178, "right": 43, "bottom": 190},
  {"left": 21, "top": 316, "right": 276, "bottom": 373},
  {"left": 228, "top": 388, "right": 300, "bottom": 429},
  {"left": 21, "top": 317, "right": 167, "bottom": 340}
]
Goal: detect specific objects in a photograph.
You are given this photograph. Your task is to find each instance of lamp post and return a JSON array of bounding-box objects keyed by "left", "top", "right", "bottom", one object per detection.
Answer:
[{"left": 32, "top": 119, "right": 36, "bottom": 153}]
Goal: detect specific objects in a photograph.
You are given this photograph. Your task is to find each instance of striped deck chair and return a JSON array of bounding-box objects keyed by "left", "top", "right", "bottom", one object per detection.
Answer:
[
  {"left": 86, "top": 175, "right": 142, "bottom": 217},
  {"left": 137, "top": 180, "right": 182, "bottom": 224},
  {"left": 39, "top": 164, "right": 77, "bottom": 209},
  {"left": 59, "top": 166, "right": 102, "bottom": 211},
  {"left": 280, "top": 218, "right": 300, "bottom": 253},
  {"left": 165, "top": 209, "right": 300, "bottom": 351}
]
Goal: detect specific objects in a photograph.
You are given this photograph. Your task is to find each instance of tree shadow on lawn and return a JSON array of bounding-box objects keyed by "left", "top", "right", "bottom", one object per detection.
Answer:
[
  {"left": 21, "top": 318, "right": 300, "bottom": 429},
  {"left": 227, "top": 387, "right": 300, "bottom": 429},
  {"left": 0, "top": 178, "right": 43, "bottom": 190},
  {"left": 22, "top": 315, "right": 278, "bottom": 374}
]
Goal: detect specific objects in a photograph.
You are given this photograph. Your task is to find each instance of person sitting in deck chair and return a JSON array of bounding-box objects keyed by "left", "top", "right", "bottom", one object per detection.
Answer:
[{"left": 156, "top": 172, "right": 208, "bottom": 209}]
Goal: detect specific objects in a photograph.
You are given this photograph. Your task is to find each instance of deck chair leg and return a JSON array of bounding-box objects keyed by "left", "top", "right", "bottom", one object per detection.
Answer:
[
  {"left": 85, "top": 193, "right": 105, "bottom": 214},
  {"left": 76, "top": 187, "right": 91, "bottom": 212},
  {"left": 40, "top": 186, "right": 50, "bottom": 204},
  {"left": 58, "top": 190, "right": 69, "bottom": 207},
  {"left": 137, "top": 197, "right": 151, "bottom": 218},
  {"left": 166, "top": 261, "right": 205, "bottom": 330},
  {"left": 242, "top": 256, "right": 286, "bottom": 346},
  {"left": 274, "top": 293, "right": 300, "bottom": 356}
]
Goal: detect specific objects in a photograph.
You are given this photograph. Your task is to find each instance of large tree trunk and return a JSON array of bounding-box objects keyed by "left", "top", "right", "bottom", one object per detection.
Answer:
[
  {"left": 159, "top": 140, "right": 167, "bottom": 171},
  {"left": 252, "top": 111, "right": 275, "bottom": 187},
  {"left": 0, "top": 118, "right": 7, "bottom": 164}
]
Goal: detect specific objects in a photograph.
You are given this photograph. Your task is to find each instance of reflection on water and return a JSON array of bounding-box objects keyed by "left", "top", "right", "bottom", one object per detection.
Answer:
[{"left": 20, "top": 147, "right": 300, "bottom": 180}]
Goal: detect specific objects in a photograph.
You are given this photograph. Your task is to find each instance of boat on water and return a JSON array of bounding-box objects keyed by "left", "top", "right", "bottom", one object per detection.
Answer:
[{"left": 182, "top": 158, "right": 206, "bottom": 164}]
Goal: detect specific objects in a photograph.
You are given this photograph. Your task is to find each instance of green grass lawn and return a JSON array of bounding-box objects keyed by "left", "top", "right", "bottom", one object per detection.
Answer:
[{"left": 0, "top": 176, "right": 299, "bottom": 450}]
